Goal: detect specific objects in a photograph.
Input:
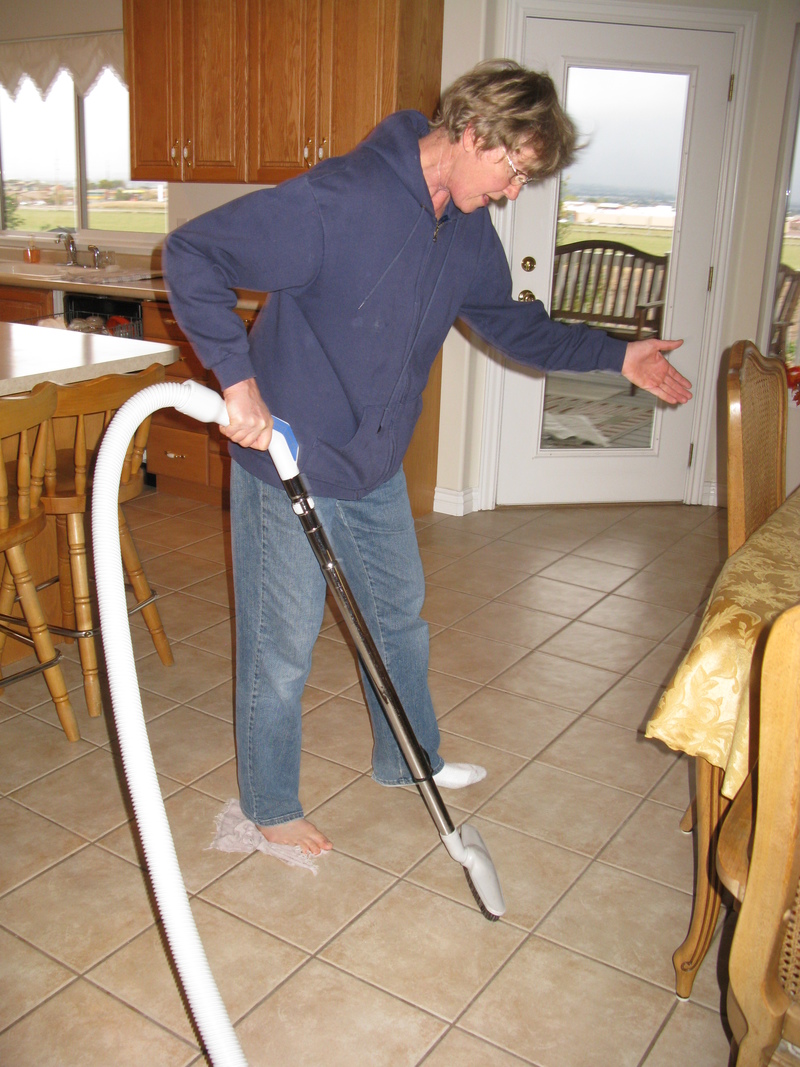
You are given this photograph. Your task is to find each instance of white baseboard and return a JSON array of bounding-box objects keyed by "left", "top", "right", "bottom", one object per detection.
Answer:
[
  {"left": 434, "top": 483, "right": 722, "bottom": 512},
  {"left": 702, "top": 481, "right": 721, "bottom": 508},
  {"left": 433, "top": 486, "right": 479, "bottom": 516}
]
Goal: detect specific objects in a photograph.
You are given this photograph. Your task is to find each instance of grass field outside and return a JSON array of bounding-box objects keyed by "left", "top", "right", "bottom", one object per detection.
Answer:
[
  {"left": 558, "top": 223, "right": 673, "bottom": 256},
  {"left": 9, "top": 204, "right": 168, "bottom": 235}
]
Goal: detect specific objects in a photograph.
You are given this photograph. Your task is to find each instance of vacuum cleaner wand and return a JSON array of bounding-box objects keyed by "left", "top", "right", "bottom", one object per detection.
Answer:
[{"left": 260, "top": 408, "right": 505, "bottom": 921}]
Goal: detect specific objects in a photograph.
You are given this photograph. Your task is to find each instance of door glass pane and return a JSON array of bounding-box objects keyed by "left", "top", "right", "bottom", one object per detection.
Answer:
[
  {"left": 541, "top": 67, "right": 689, "bottom": 450},
  {"left": 0, "top": 71, "right": 78, "bottom": 233},
  {"left": 773, "top": 108, "right": 800, "bottom": 364}
]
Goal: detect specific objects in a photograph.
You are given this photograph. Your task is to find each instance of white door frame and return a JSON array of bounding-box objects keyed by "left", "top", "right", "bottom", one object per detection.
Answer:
[{"left": 478, "top": 0, "right": 756, "bottom": 510}]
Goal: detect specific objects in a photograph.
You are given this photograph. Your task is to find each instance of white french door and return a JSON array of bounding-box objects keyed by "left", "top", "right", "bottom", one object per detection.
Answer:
[{"left": 494, "top": 17, "right": 735, "bottom": 504}]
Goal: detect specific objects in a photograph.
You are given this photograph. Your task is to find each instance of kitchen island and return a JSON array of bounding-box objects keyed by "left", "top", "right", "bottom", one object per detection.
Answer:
[{"left": 0, "top": 320, "right": 178, "bottom": 395}]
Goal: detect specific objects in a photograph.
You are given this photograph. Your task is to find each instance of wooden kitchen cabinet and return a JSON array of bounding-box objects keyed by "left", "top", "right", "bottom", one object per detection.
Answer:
[
  {"left": 126, "top": 0, "right": 443, "bottom": 185},
  {"left": 124, "top": 0, "right": 248, "bottom": 182},
  {"left": 248, "top": 0, "right": 444, "bottom": 184},
  {"left": 0, "top": 286, "right": 53, "bottom": 325}
]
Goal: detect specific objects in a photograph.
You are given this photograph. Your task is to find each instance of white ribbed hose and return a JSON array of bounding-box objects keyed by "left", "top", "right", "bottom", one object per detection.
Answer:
[{"left": 92, "top": 381, "right": 246, "bottom": 1067}]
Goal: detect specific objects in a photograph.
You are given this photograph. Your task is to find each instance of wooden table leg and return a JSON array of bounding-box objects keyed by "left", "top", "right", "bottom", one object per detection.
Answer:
[{"left": 673, "top": 756, "right": 730, "bottom": 998}]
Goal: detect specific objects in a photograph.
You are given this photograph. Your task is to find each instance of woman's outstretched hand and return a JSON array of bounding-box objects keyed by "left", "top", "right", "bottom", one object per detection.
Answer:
[{"left": 622, "top": 339, "right": 692, "bottom": 404}]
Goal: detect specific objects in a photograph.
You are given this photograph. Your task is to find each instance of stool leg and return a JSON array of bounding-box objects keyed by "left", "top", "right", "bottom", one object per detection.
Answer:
[
  {"left": 55, "top": 514, "right": 76, "bottom": 642},
  {"left": 118, "top": 507, "right": 173, "bottom": 666},
  {"left": 5, "top": 543, "right": 79, "bottom": 741},
  {"left": 66, "top": 513, "right": 103, "bottom": 717},
  {"left": 673, "top": 757, "right": 730, "bottom": 997},
  {"left": 0, "top": 559, "right": 18, "bottom": 668}
]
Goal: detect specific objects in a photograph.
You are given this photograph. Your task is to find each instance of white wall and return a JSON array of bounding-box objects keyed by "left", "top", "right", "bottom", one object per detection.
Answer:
[{"left": 434, "top": 0, "right": 800, "bottom": 508}]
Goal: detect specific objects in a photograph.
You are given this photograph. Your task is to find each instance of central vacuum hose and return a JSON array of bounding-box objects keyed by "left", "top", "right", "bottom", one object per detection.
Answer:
[{"left": 92, "top": 380, "right": 246, "bottom": 1067}]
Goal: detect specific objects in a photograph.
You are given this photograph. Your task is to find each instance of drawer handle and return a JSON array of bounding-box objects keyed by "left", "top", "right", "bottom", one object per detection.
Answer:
[{"left": 164, "top": 451, "right": 187, "bottom": 460}]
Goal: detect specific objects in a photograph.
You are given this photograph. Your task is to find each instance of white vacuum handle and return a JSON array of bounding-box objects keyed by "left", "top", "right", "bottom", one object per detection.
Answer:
[{"left": 175, "top": 381, "right": 300, "bottom": 480}]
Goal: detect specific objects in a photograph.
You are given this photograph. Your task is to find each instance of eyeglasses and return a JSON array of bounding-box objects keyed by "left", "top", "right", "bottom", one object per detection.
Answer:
[{"left": 505, "top": 153, "right": 535, "bottom": 187}]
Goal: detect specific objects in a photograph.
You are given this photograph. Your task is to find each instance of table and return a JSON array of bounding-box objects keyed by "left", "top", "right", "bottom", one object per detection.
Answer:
[
  {"left": 0, "top": 320, "right": 178, "bottom": 396},
  {"left": 646, "top": 487, "right": 800, "bottom": 996},
  {"left": 0, "top": 321, "right": 178, "bottom": 664}
]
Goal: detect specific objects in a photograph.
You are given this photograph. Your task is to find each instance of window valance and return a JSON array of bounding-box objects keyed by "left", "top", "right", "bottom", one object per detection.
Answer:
[{"left": 0, "top": 32, "right": 125, "bottom": 100}]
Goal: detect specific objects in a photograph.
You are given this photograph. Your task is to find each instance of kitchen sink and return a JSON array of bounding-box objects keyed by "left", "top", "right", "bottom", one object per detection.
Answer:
[
  {"left": 7, "top": 262, "right": 70, "bottom": 278},
  {"left": 2, "top": 261, "right": 159, "bottom": 284}
]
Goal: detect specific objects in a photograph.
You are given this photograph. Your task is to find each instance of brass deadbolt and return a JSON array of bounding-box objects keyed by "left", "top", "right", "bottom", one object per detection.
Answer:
[
  {"left": 518, "top": 290, "right": 536, "bottom": 302},
  {"left": 521, "top": 256, "right": 536, "bottom": 272}
]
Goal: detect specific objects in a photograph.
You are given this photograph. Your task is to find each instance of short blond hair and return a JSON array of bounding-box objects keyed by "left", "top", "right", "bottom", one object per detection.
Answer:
[{"left": 431, "top": 59, "right": 578, "bottom": 178}]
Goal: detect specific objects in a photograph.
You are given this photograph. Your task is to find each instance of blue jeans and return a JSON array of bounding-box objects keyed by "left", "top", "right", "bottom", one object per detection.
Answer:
[{"left": 231, "top": 462, "right": 443, "bottom": 827}]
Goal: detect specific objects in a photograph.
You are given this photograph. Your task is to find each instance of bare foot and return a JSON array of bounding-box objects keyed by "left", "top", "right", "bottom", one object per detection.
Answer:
[{"left": 258, "top": 818, "right": 332, "bottom": 856}]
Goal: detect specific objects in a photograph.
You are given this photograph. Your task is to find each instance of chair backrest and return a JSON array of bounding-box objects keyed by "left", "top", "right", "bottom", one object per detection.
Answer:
[
  {"left": 726, "top": 340, "right": 788, "bottom": 556},
  {"left": 0, "top": 383, "right": 57, "bottom": 531},
  {"left": 726, "top": 603, "right": 800, "bottom": 1065},
  {"left": 770, "top": 264, "right": 800, "bottom": 360},
  {"left": 33, "top": 363, "right": 166, "bottom": 497},
  {"left": 551, "top": 240, "right": 669, "bottom": 338}
]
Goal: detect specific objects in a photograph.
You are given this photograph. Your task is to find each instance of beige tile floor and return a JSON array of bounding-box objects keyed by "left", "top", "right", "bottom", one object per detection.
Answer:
[{"left": 0, "top": 489, "right": 738, "bottom": 1066}]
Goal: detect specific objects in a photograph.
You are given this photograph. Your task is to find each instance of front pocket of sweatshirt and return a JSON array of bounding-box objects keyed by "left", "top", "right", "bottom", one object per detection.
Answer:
[{"left": 301, "top": 405, "right": 392, "bottom": 492}]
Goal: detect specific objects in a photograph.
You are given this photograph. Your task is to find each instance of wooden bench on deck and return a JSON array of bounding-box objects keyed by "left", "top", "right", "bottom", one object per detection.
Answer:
[
  {"left": 770, "top": 262, "right": 800, "bottom": 360},
  {"left": 551, "top": 239, "right": 669, "bottom": 342}
]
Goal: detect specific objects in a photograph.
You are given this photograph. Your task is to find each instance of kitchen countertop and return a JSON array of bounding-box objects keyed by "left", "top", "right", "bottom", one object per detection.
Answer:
[
  {"left": 0, "top": 320, "right": 179, "bottom": 396},
  {"left": 0, "top": 258, "right": 264, "bottom": 310}
]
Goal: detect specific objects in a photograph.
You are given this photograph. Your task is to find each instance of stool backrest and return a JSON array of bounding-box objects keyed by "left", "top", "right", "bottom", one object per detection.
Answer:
[
  {"left": 0, "top": 383, "right": 57, "bottom": 528},
  {"left": 33, "top": 363, "right": 166, "bottom": 498}
]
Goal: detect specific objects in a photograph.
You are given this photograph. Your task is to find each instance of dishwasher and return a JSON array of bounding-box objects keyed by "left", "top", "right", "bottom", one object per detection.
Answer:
[{"left": 63, "top": 292, "right": 144, "bottom": 338}]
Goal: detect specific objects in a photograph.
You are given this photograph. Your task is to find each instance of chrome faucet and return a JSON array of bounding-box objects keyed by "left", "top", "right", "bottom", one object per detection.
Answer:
[{"left": 58, "top": 233, "right": 79, "bottom": 266}]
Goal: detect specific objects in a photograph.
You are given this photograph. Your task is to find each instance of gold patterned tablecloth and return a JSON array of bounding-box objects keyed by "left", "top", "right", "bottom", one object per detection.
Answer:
[{"left": 646, "top": 488, "right": 800, "bottom": 799}]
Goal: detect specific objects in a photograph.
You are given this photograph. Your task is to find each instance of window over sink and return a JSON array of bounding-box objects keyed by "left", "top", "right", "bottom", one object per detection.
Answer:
[{"left": 0, "top": 47, "right": 167, "bottom": 238}]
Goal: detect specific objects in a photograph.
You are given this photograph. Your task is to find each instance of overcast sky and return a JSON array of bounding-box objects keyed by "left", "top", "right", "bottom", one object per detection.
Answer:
[
  {"left": 562, "top": 67, "right": 689, "bottom": 199},
  {"left": 0, "top": 68, "right": 130, "bottom": 184}
]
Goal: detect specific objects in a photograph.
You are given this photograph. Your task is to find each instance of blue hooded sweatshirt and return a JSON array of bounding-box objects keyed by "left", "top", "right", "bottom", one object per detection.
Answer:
[{"left": 162, "top": 110, "right": 627, "bottom": 499}]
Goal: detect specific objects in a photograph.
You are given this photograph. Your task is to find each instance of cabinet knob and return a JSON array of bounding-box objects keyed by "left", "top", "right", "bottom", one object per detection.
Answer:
[
  {"left": 164, "top": 451, "right": 187, "bottom": 461},
  {"left": 304, "top": 138, "right": 313, "bottom": 166},
  {"left": 518, "top": 290, "right": 536, "bottom": 302},
  {"left": 521, "top": 256, "right": 536, "bottom": 272},
  {"left": 183, "top": 140, "right": 192, "bottom": 166},
  {"left": 171, "top": 140, "right": 179, "bottom": 164},
  {"left": 318, "top": 137, "right": 327, "bottom": 161}
]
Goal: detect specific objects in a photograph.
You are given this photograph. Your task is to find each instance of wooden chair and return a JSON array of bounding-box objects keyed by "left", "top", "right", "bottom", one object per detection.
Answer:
[
  {"left": 726, "top": 339, "right": 788, "bottom": 555},
  {"left": 31, "top": 364, "right": 173, "bottom": 718},
  {"left": 551, "top": 240, "right": 669, "bottom": 341},
  {"left": 0, "top": 384, "right": 79, "bottom": 740},
  {"left": 673, "top": 340, "right": 788, "bottom": 998},
  {"left": 717, "top": 603, "right": 800, "bottom": 1067},
  {"left": 770, "top": 264, "right": 800, "bottom": 361}
]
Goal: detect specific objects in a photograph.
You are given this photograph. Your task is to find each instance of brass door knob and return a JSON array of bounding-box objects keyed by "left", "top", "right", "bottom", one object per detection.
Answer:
[
  {"left": 521, "top": 256, "right": 536, "bottom": 272},
  {"left": 518, "top": 290, "right": 536, "bottom": 302}
]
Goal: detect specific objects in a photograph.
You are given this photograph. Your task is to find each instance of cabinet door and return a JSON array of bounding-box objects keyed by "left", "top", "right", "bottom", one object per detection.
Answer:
[
  {"left": 183, "top": 0, "right": 248, "bottom": 182},
  {"left": 317, "top": 0, "right": 387, "bottom": 163},
  {"left": 0, "top": 286, "right": 54, "bottom": 324},
  {"left": 124, "top": 0, "right": 182, "bottom": 181},
  {"left": 248, "top": 0, "right": 320, "bottom": 184},
  {"left": 318, "top": 0, "right": 444, "bottom": 161}
]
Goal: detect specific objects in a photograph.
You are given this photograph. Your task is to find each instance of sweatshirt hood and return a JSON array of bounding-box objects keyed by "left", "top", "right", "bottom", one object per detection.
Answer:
[{"left": 362, "top": 110, "right": 444, "bottom": 217}]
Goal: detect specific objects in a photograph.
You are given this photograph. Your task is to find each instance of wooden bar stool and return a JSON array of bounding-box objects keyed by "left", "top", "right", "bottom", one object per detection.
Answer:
[
  {"left": 32, "top": 364, "right": 173, "bottom": 719},
  {"left": 0, "top": 383, "right": 79, "bottom": 740}
]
